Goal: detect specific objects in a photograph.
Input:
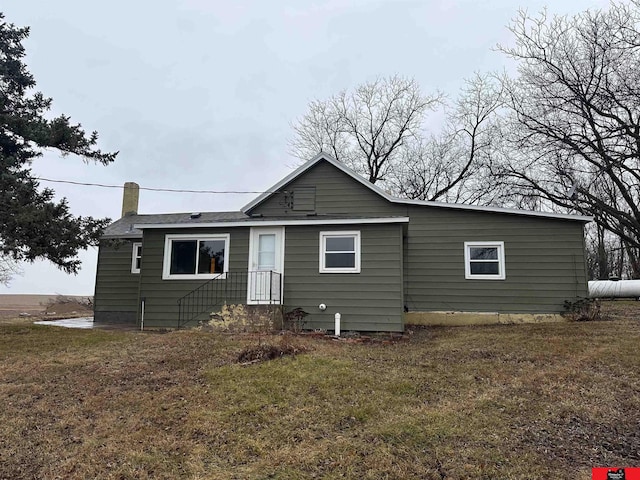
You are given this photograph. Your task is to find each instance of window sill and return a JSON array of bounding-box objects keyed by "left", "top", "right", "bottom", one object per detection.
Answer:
[
  {"left": 319, "top": 269, "right": 361, "bottom": 274},
  {"left": 162, "top": 272, "right": 228, "bottom": 280},
  {"left": 464, "top": 275, "right": 506, "bottom": 280}
]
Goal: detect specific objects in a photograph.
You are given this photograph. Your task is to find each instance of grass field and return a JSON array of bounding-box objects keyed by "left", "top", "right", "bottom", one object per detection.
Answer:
[{"left": 1, "top": 302, "right": 639, "bottom": 479}]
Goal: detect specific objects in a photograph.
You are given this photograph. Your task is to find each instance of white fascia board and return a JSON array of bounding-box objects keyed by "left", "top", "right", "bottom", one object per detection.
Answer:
[
  {"left": 134, "top": 217, "right": 410, "bottom": 230},
  {"left": 102, "top": 233, "right": 143, "bottom": 239},
  {"left": 240, "top": 152, "right": 591, "bottom": 223},
  {"left": 395, "top": 198, "right": 593, "bottom": 222}
]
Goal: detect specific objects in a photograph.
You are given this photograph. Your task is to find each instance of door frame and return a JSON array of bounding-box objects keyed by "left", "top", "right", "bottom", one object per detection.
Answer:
[{"left": 247, "top": 226, "right": 285, "bottom": 304}]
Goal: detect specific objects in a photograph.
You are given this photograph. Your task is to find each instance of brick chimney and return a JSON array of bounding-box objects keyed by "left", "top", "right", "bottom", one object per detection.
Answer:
[{"left": 121, "top": 182, "right": 139, "bottom": 217}]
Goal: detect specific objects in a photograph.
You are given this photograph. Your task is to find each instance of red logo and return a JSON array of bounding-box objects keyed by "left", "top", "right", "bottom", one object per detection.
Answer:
[{"left": 592, "top": 468, "right": 640, "bottom": 480}]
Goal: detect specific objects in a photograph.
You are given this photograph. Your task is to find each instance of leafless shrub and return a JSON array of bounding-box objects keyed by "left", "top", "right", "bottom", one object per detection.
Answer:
[
  {"left": 562, "top": 298, "right": 604, "bottom": 322},
  {"left": 237, "top": 334, "right": 308, "bottom": 364},
  {"left": 204, "top": 304, "right": 281, "bottom": 333},
  {"left": 284, "top": 307, "right": 309, "bottom": 333}
]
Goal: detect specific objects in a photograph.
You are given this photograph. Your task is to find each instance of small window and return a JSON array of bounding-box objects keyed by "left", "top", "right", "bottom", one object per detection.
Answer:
[
  {"left": 319, "top": 231, "right": 360, "bottom": 273},
  {"left": 464, "top": 241, "right": 505, "bottom": 280},
  {"left": 162, "top": 234, "right": 230, "bottom": 280},
  {"left": 131, "top": 242, "right": 142, "bottom": 274}
]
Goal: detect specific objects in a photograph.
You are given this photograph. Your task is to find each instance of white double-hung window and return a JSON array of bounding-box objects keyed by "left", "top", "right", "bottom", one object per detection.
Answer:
[
  {"left": 131, "top": 242, "right": 142, "bottom": 274},
  {"left": 464, "top": 241, "right": 505, "bottom": 280},
  {"left": 162, "top": 234, "right": 230, "bottom": 280},
  {"left": 319, "top": 231, "right": 361, "bottom": 273}
]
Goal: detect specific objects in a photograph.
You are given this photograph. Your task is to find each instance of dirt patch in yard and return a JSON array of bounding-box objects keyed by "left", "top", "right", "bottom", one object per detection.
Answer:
[
  {"left": 0, "top": 294, "right": 92, "bottom": 321},
  {"left": 599, "top": 298, "right": 640, "bottom": 321},
  {"left": 43, "top": 300, "right": 92, "bottom": 318}
]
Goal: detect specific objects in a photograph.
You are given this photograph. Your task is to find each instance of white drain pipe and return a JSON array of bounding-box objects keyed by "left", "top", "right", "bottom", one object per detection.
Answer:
[
  {"left": 140, "top": 298, "right": 145, "bottom": 331},
  {"left": 335, "top": 312, "right": 341, "bottom": 337}
]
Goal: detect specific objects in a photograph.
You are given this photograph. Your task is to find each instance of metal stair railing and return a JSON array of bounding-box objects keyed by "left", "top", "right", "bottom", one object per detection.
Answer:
[{"left": 176, "top": 271, "right": 282, "bottom": 329}]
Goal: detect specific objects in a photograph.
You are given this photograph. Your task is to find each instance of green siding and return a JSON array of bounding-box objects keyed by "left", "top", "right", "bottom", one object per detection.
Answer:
[
  {"left": 252, "top": 158, "right": 587, "bottom": 313},
  {"left": 403, "top": 206, "right": 588, "bottom": 314},
  {"left": 137, "top": 228, "right": 250, "bottom": 328},
  {"left": 94, "top": 239, "right": 140, "bottom": 322},
  {"left": 292, "top": 186, "right": 316, "bottom": 211},
  {"left": 94, "top": 158, "right": 589, "bottom": 329},
  {"left": 250, "top": 161, "right": 398, "bottom": 217},
  {"left": 283, "top": 224, "right": 404, "bottom": 332},
  {"left": 134, "top": 224, "right": 404, "bottom": 331},
  {"left": 250, "top": 158, "right": 588, "bottom": 315}
]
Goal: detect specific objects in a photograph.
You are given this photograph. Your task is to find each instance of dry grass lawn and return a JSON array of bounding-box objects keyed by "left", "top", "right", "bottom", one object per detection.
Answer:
[{"left": 1, "top": 301, "right": 639, "bottom": 479}]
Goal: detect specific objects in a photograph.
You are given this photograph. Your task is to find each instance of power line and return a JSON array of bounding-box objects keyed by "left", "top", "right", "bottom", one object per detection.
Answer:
[{"left": 37, "top": 177, "right": 280, "bottom": 194}]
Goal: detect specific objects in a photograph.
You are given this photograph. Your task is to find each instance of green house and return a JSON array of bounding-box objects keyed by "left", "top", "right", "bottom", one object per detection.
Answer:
[{"left": 94, "top": 153, "right": 590, "bottom": 331}]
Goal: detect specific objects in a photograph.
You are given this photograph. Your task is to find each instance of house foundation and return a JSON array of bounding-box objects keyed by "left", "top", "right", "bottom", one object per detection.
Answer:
[
  {"left": 404, "top": 311, "right": 565, "bottom": 326},
  {"left": 203, "top": 304, "right": 283, "bottom": 333}
]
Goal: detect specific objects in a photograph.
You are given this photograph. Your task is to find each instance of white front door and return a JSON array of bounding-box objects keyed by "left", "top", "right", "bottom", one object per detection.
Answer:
[{"left": 248, "top": 227, "right": 284, "bottom": 304}]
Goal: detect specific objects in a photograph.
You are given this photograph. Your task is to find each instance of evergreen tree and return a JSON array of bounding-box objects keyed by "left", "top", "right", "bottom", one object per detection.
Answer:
[{"left": 0, "top": 13, "right": 117, "bottom": 276}]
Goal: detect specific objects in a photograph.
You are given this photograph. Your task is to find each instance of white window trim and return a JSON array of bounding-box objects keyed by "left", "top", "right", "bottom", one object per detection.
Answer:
[
  {"left": 464, "top": 241, "right": 505, "bottom": 280},
  {"left": 131, "top": 242, "right": 142, "bottom": 274},
  {"left": 162, "top": 233, "right": 230, "bottom": 280},
  {"left": 319, "top": 231, "right": 361, "bottom": 274}
]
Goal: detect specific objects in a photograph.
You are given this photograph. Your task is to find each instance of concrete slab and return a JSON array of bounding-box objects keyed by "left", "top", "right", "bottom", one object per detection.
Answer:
[{"left": 34, "top": 317, "right": 95, "bottom": 329}]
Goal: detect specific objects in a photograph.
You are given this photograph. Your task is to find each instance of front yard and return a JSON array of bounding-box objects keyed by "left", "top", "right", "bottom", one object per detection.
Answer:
[{"left": 0, "top": 302, "right": 639, "bottom": 479}]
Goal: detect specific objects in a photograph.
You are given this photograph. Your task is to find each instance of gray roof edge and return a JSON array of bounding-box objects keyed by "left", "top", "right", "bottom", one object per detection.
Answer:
[
  {"left": 396, "top": 199, "right": 593, "bottom": 222},
  {"left": 101, "top": 233, "right": 143, "bottom": 239},
  {"left": 242, "top": 152, "right": 591, "bottom": 223},
  {"left": 134, "top": 216, "right": 410, "bottom": 230}
]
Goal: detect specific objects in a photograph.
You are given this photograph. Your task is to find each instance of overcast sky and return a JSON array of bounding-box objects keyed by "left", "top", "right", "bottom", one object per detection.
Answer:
[{"left": 2, "top": 0, "right": 607, "bottom": 295}]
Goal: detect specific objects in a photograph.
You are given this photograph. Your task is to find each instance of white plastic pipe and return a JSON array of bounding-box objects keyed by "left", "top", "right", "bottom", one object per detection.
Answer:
[
  {"left": 140, "top": 299, "right": 145, "bottom": 331},
  {"left": 589, "top": 280, "right": 640, "bottom": 298},
  {"left": 335, "top": 312, "right": 341, "bottom": 337}
]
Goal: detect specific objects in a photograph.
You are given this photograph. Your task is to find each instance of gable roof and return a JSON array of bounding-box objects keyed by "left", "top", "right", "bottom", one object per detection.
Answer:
[{"left": 242, "top": 152, "right": 592, "bottom": 223}]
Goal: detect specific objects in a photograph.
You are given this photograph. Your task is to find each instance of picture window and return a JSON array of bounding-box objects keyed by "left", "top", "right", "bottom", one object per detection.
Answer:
[{"left": 162, "top": 234, "right": 229, "bottom": 279}]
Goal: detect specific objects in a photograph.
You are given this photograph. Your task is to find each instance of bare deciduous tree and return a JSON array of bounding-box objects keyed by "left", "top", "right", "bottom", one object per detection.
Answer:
[
  {"left": 496, "top": 2, "right": 640, "bottom": 251},
  {"left": 289, "top": 75, "right": 442, "bottom": 184},
  {"left": 390, "top": 73, "right": 505, "bottom": 203},
  {"left": 0, "top": 256, "right": 22, "bottom": 286},
  {"left": 290, "top": 74, "right": 506, "bottom": 204}
]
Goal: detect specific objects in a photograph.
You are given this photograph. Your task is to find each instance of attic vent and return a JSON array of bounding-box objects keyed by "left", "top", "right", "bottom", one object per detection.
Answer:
[
  {"left": 292, "top": 186, "right": 316, "bottom": 212},
  {"left": 190, "top": 212, "right": 201, "bottom": 219}
]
